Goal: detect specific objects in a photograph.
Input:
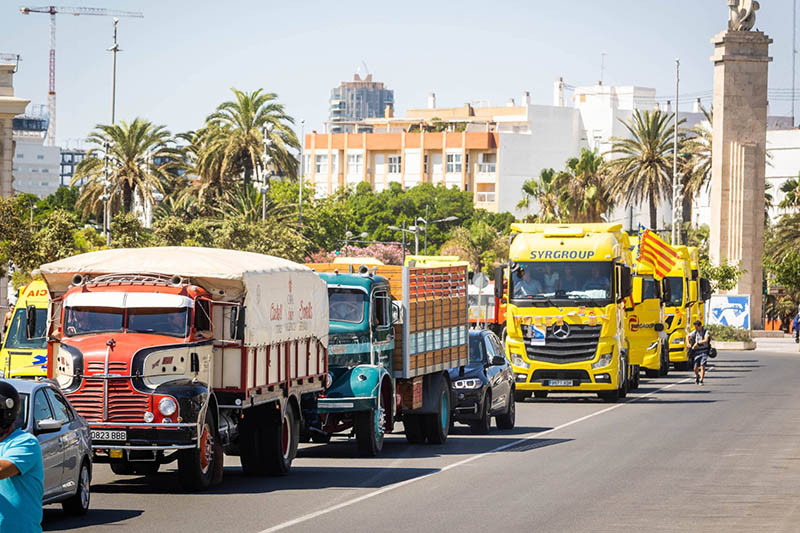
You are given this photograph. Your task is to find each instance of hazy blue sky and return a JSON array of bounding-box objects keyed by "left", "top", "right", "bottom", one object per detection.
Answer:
[{"left": 1, "top": 0, "right": 798, "bottom": 147}]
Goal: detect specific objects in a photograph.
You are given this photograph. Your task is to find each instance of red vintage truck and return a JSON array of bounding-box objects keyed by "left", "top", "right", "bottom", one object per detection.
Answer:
[{"left": 35, "top": 247, "right": 328, "bottom": 490}]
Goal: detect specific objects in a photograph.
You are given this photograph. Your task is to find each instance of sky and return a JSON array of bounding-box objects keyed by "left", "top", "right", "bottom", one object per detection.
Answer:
[{"left": 1, "top": 0, "right": 799, "bottom": 148}]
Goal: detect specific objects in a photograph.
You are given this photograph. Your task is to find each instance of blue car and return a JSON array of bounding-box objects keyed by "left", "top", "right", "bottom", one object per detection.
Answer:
[{"left": 449, "top": 330, "right": 516, "bottom": 434}]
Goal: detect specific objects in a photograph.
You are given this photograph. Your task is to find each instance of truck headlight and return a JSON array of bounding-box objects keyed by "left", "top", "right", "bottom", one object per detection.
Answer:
[
  {"left": 158, "top": 397, "right": 177, "bottom": 416},
  {"left": 592, "top": 352, "right": 613, "bottom": 369},
  {"left": 512, "top": 355, "right": 530, "bottom": 369},
  {"left": 672, "top": 337, "right": 685, "bottom": 346},
  {"left": 453, "top": 378, "right": 482, "bottom": 390}
]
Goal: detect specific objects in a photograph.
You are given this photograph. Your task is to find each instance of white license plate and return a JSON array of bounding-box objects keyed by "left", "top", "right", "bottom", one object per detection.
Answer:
[
  {"left": 91, "top": 430, "right": 127, "bottom": 442},
  {"left": 548, "top": 380, "right": 573, "bottom": 387}
]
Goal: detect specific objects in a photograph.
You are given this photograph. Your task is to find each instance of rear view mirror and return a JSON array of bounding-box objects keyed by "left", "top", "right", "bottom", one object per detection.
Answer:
[
  {"left": 700, "top": 278, "right": 712, "bottom": 301},
  {"left": 35, "top": 418, "right": 63, "bottom": 434},
  {"left": 654, "top": 323, "right": 665, "bottom": 332},
  {"left": 494, "top": 265, "right": 505, "bottom": 300},
  {"left": 661, "top": 279, "right": 672, "bottom": 305},
  {"left": 25, "top": 305, "right": 36, "bottom": 339},
  {"left": 632, "top": 277, "right": 644, "bottom": 305},
  {"left": 391, "top": 302, "right": 402, "bottom": 325}
]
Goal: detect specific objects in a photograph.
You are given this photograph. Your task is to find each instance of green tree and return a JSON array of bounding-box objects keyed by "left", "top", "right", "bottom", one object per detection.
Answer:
[
  {"left": 681, "top": 107, "right": 712, "bottom": 224},
  {"left": 73, "top": 118, "right": 180, "bottom": 216},
  {"left": 699, "top": 257, "right": 745, "bottom": 292},
  {"left": 37, "top": 209, "right": 80, "bottom": 264},
  {"left": 518, "top": 168, "right": 563, "bottom": 221},
  {"left": 557, "top": 149, "right": 614, "bottom": 222},
  {"left": 605, "top": 109, "right": 682, "bottom": 229},
  {"left": 206, "top": 88, "right": 299, "bottom": 192},
  {"left": 110, "top": 212, "right": 151, "bottom": 249},
  {"left": 779, "top": 176, "right": 800, "bottom": 210}
]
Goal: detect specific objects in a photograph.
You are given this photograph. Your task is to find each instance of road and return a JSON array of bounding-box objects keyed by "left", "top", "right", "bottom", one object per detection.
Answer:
[{"left": 43, "top": 344, "right": 800, "bottom": 533}]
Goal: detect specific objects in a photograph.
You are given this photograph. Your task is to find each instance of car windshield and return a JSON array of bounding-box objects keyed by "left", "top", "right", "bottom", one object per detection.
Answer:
[
  {"left": 127, "top": 307, "right": 189, "bottom": 337},
  {"left": 510, "top": 261, "right": 613, "bottom": 303},
  {"left": 468, "top": 336, "right": 486, "bottom": 363},
  {"left": 64, "top": 306, "right": 124, "bottom": 337},
  {"left": 328, "top": 288, "right": 366, "bottom": 323},
  {"left": 15, "top": 393, "right": 29, "bottom": 430},
  {"left": 2, "top": 308, "right": 47, "bottom": 349},
  {"left": 665, "top": 277, "right": 685, "bottom": 307}
]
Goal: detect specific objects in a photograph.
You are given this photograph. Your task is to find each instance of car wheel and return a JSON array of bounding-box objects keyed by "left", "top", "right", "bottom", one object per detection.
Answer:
[
  {"left": 62, "top": 460, "right": 90, "bottom": 516},
  {"left": 470, "top": 391, "right": 491, "bottom": 435},
  {"left": 496, "top": 390, "right": 516, "bottom": 430}
]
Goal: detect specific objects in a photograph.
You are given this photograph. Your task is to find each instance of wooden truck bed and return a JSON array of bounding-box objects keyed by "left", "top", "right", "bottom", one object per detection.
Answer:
[{"left": 308, "top": 263, "right": 468, "bottom": 379}]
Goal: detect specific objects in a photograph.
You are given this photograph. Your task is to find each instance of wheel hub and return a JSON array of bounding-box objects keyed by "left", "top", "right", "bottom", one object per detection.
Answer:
[{"left": 199, "top": 423, "right": 214, "bottom": 474}]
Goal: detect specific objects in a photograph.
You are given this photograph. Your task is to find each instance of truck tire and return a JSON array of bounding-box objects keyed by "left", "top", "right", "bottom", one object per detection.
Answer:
[
  {"left": 403, "top": 414, "right": 426, "bottom": 444},
  {"left": 470, "top": 391, "right": 491, "bottom": 435},
  {"left": 109, "top": 460, "right": 135, "bottom": 475},
  {"left": 496, "top": 390, "right": 516, "bottom": 430},
  {"left": 660, "top": 346, "right": 670, "bottom": 376},
  {"left": 355, "top": 408, "right": 385, "bottom": 457},
  {"left": 424, "top": 379, "right": 451, "bottom": 445},
  {"left": 178, "top": 408, "right": 219, "bottom": 491},
  {"left": 266, "top": 405, "right": 299, "bottom": 476},
  {"left": 644, "top": 367, "right": 659, "bottom": 378},
  {"left": 239, "top": 416, "right": 268, "bottom": 476}
]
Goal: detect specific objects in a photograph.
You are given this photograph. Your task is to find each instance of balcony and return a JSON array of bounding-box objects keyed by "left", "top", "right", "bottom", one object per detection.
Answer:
[
  {"left": 478, "top": 163, "right": 496, "bottom": 173},
  {"left": 475, "top": 192, "right": 496, "bottom": 203}
]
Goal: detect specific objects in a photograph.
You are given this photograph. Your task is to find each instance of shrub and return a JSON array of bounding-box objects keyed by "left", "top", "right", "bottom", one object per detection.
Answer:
[{"left": 707, "top": 324, "right": 752, "bottom": 342}]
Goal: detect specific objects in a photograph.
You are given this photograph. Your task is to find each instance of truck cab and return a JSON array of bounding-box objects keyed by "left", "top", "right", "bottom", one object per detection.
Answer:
[
  {"left": 1, "top": 280, "right": 49, "bottom": 378},
  {"left": 627, "top": 237, "right": 668, "bottom": 379},
  {"left": 501, "top": 223, "right": 633, "bottom": 402},
  {"left": 664, "top": 246, "right": 694, "bottom": 370}
]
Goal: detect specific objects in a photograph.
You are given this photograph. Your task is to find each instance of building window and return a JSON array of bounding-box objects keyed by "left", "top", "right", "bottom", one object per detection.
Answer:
[
  {"left": 41, "top": 168, "right": 49, "bottom": 173},
  {"left": 31, "top": 168, "right": 39, "bottom": 173},
  {"left": 388, "top": 155, "right": 401, "bottom": 174},
  {"left": 348, "top": 154, "right": 363, "bottom": 175},
  {"left": 476, "top": 183, "right": 496, "bottom": 203},
  {"left": 16, "top": 153, "right": 23, "bottom": 159},
  {"left": 478, "top": 153, "right": 497, "bottom": 173},
  {"left": 446, "top": 153, "right": 462, "bottom": 173},
  {"left": 331, "top": 152, "right": 339, "bottom": 175},
  {"left": 36, "top": 154, "right": 45, "bottom": 160},
  {"left": 423, "top": 155, "right": 429, "bottom": 174},
  {"left": 315, "top": 154, "right": 328, "bottom": 174}
]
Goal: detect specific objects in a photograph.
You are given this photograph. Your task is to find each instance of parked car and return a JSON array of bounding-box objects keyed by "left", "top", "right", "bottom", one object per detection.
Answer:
[
  {"left": 449, "top": 330, "right": 516, "bottom": 434},
  {"left": 6, "top": 378, "right": 92, "bottom": 515}
]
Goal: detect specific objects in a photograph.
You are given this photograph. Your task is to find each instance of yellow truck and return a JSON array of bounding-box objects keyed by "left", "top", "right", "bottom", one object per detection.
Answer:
[
  {"left": 1, "top": 279, "right": 49, "bottom": 378},
  {"left": 628, "top": 237, "right": 668, "bottom": 379},
  {"left": 663, "top": 246, "right": 694, "bottom": 370},
  {"left": 498, "top": 223, "right": 634, "bottom": 402},
  {"left": 687, "top": 247, "right": 713, "bottom": 328}
]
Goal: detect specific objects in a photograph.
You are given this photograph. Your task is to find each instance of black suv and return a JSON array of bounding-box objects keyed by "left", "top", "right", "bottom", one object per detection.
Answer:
[{"left": 449, "top": 329, "right": 516, "bottom": 434}]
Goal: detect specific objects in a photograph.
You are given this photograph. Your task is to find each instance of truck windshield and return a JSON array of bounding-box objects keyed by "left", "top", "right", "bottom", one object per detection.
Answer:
[
  {"left": 328, "top": 288, "right": 366, "bottom": 323},
  {"left": 127, "top": 307, "right": 189, "bottom": 337},
  {"left": 64, "top": 307, "right": 124, "bottom": 337},
  {"left": 2, "top": 308, "right": 47, "bottom": 349},
  {"left": 665, "top": 277, "right": 685, "bottom": 307},
  {"left": 510, "top": 261, "right": 613, "bottom": 305}
]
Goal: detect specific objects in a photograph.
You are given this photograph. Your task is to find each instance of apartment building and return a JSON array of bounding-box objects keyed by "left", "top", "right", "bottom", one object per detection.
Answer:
[
  {"left": 12, "top": 113, "right": 61, "bottom": 198},
  {"left": 329, "top": 73, "right": 394, "bottom": 134}
]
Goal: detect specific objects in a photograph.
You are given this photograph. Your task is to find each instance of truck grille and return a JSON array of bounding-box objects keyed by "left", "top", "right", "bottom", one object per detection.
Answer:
[
  {"left": 523, "top": 324, "right": 602, "bottom": 363},
  {"left": 68, "top": 361, "right": 149, "bottom": 422}
]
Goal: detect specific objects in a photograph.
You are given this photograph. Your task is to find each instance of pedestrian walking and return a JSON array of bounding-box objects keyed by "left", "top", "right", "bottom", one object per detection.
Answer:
[
  {"left": 688, "top": 320, "right": 710, "bottom": 385},
  {"left": 793, "top": 313, "right": 799, "bottom": 344},
  {"left": 0, "top": 381, "right": 44, "bottom": 533}
]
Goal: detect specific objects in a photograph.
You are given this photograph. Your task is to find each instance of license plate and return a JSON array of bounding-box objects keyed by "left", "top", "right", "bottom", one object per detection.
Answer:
[
  {"left": 91, "top": 430, "right": 127, "bottom": 442},
  {"left": 548, "top": 380, "right": 573, "bottom": 387}
]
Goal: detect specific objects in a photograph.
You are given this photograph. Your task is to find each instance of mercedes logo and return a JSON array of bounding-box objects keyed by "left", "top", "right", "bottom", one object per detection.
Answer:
[{"left": 553, "top": 323, "right": 571, "bottom": 339}]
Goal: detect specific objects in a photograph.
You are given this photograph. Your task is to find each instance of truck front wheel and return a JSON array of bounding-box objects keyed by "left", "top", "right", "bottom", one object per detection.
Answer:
[
  {"left": 178, "top": 408, "right": 219, "bottom": 491},
  {"left": 355, "top": 392, "right": 386, "bottom": 457},
  {"left": 424, "top": 379, "right": 450, "bottom": 445}
]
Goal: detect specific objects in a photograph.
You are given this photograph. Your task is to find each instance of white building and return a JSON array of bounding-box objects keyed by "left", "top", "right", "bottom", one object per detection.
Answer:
[{"left": 12, "top": 113, "right": 61, "bottom": 198}]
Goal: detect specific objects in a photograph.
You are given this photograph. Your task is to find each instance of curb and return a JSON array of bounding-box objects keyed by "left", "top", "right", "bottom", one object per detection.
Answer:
[{"left": 715, "top": 340, "right": 756, "bottom": 351}]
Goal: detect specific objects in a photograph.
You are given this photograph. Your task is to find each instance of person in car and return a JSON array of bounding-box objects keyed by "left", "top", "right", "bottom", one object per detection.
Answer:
[
  {"left": 582, "top": 266, "right": 610, "bottom": 295},
  {"left": 0, "top": 381, "right": 44, "bottom": 532},
  {"left": 515, "top": 267, "right": 544, "bottom": 297}
]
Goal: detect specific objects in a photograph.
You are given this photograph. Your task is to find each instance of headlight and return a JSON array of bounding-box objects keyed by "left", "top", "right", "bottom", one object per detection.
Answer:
[
  {"left": 512, "top": 355, "right": 530, "bottom": 369},
  {"left": 158, "top": 397, "right": 177, "bottom": 416},
  {"left": 672, "top": 337, "right": 685, "bottom": 345},
  {"left": 143, "top": 411, "right": 155, "bottom": 423},
  {"left": 592, "top": 352, "right": 614, "bottom": 369},
  {"left": 453, "top": 378, "right": 482, "bottom": 390}
]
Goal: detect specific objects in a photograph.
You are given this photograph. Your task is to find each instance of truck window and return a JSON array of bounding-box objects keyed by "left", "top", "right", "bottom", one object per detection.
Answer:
[
  {"left": 194, "top": 300, "right": 211, "bottom": 332},
  {"left": 2, "top": 308, "right": 47, "bottom": 349},
  {"left": 665, "top": 277, "right": 684, "bottom": 307},
  {"left": 127, "top": 307, "right": 189, "bottom": 338},
  {"left": 373, "top": 291, "right": 391, "bottom": 327},
  {"left": 64, "top": 306, "right": 124, "bottom": 337},
  {"left": 328, "top": 288, "right": 366, "bottom": 323},
  {"left": 511, "top": 261, "right": 613, "bottom": 303},
  {"left": 642, "top": 279, "right": 658, "bottom": 300}
]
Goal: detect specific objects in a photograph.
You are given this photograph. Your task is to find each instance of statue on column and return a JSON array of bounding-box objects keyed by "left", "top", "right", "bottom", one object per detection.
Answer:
[{"left": 728, "top": 0, "right": 759, "bottom": 31}]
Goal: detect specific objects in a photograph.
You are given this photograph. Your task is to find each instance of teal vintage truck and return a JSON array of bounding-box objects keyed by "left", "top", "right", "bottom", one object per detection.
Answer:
[{"left": 303, "top": 262, "right": 469, "bottom": 456}]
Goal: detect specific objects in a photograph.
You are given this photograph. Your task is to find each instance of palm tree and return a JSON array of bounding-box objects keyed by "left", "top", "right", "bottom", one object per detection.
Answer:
[
  {"left": 176, "top": 126, "right": 232, "bottom": 212},
  {"left": 605, "top": 109, "right": 682, "bottom": 229},
  {"left": 779, "top": 176, "right": 800, "bottom": 210},
  {"left": 556, "top": 148, "right": 614, "bottom": 222},
  {"left": 72, "top": 118, "right": 179, "bottom": 216},
  {"left": 682, "top": 107, "right": 713, "bottom": 224},
  {"left": 215, "top": 184, "right": 297, "bottom": 225},
  {"left": 517, "top": 168, "right": 563, "bottom": 221},
  {"left": 206, "top": 88, "right": 300, "bottom": 192}
]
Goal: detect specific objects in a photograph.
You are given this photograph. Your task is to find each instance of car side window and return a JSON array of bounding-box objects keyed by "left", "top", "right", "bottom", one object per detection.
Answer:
[
  {"left": 483, "top": 336, "right": 496, "bottom": 359},
  {"left": 45, "top": 388, "right": 73, "bottom": 423},
  {"left": 33, "top": 390, "right": 54, "bottom": 423}
]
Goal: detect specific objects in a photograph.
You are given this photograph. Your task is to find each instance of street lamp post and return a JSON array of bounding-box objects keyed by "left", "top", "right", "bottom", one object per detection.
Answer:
[
  {"left": 299, "top": 119, "right": 305, "bottom": 226},
  {"left": 415, "top": 213, "right": 459, "bottom": 255},
  {"left": 104, "top": 18, "right": 120, "bottom": 247},
  {"left": 389, "top": 225, "right": 421, "bottom": 256}
]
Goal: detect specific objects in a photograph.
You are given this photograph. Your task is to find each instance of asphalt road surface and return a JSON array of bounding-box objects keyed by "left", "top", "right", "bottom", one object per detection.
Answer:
[{"left": 43, "top": 346, "right": 800, "bottom": 533}]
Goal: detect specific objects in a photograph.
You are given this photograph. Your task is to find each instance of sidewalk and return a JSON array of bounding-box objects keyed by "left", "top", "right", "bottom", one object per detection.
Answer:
[{"left": 754, "top": 336, "right": 798, "bottom": 353}]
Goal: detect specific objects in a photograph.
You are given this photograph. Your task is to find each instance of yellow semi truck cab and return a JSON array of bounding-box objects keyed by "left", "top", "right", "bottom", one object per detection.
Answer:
[
  {"left": 628, "top": 237, "right": 668, "bottom": 378},
  {"left": 1, "top": 279, "right": 49, "bottom": 378},
  {"left": 664, "top": 246, "right": 694, "bottom": 370},
  {"left": 500, "top": 223, "right": 633, "bottom": 402},
  {"left": 687, "top": 247, "right": 712, "bottom": 328}
]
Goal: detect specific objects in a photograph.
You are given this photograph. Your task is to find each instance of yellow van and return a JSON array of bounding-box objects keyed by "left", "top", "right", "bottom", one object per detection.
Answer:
[{"left": 1, "top": 279, "right": 49, "bottom": 378}]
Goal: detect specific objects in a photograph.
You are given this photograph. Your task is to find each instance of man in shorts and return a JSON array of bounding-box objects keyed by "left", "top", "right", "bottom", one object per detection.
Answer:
[{"left": 688, "top": 320, "right": 710, "bottom": 385}]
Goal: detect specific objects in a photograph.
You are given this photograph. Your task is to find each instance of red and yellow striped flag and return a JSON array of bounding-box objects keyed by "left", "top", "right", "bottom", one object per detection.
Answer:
[{"left": 639, "top": 228, "right": 680, "bottom": 279}]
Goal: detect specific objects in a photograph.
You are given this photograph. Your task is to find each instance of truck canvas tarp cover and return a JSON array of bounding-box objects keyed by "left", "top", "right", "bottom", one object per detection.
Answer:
[{"left": 36, "top": 247, "right": 329, "bottom": 348}]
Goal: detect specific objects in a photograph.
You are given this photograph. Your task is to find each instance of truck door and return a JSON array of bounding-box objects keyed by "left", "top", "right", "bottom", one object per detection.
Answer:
[{"left": 372, "top": 289, "right": 393, "bottom": 369}]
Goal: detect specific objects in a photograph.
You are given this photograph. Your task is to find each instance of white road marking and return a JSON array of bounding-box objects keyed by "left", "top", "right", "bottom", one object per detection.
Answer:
[{"left": 259, "top": 376, "right": 693, "bottom": 533}]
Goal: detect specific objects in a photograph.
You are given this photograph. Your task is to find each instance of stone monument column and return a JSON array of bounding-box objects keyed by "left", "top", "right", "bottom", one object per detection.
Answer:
[{"left": 709, "top": 4, "right": 771, "bottom": 330}]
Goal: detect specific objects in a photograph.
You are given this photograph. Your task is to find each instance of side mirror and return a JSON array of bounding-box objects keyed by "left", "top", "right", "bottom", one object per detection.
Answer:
[
  {"left": 491, "top": 355, "right": 505, "bottom": 366},
  {"left": 632, "top": 277, "right": 644, "bottom": 305},
  {"left": 391, "top": 301, "right": 402, "bottom": 325},
  {"left": 661, "top": 278, "right": 672, "bottom": 305},
  {"left": 617, "top": 265, "right": 632, "bottom": 302},
  {"left": 494, "top": 265, "right": 505, "bottom": 300},
  {"left": 654, "top": 323, "right": 665, "bottom": 332},
  {"left": 36, "top": 418, "right": 63, "bottom": 434},
  {"left": 25, "top": 305, "right": 36, "bottom": 339},
  {"left": 700, "top": 278, "right": 712, "bottom": 301}
]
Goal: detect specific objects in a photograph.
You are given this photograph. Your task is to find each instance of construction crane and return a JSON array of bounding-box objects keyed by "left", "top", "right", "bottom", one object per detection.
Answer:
[{"left": 20, "top": 5, "right": 143, "bottom": 146}]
